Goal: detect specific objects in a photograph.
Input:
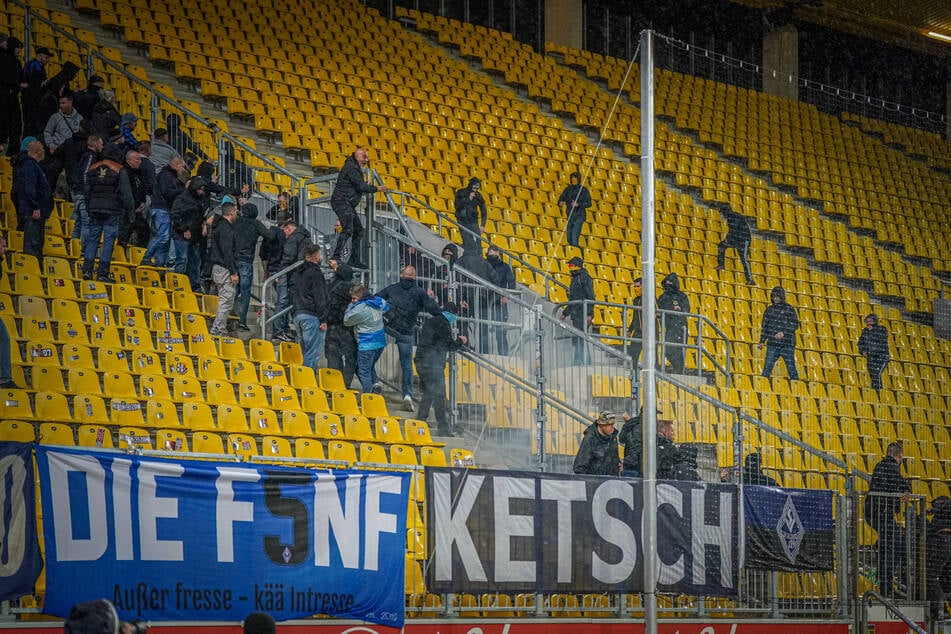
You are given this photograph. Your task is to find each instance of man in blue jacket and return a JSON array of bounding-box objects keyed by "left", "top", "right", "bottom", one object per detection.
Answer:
[{"left": 376, "top": 265, "right": 442, "bottom": 411}]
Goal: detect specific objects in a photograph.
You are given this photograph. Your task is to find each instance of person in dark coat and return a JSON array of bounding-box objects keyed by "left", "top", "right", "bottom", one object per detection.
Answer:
[
  {"left": 142, "top": 155, "right": 187, "bottom": 267},
  {"left": 455, "top": 248, "right": 499, "bottom": 355},
  {"left": 13, "top": 139, "right": 54, "bottom": 258},
  {"left": 232, "top": 202, "right": 271, "bottom": 331},
  {"left": 626, "top": 277, "right": 643, "bottom": 366},
  {"left": 272, "top": 214, "right": 312, "bottom": 340},
  {"left": 0, "top": 37, "right": 24, "bottom": 157},
  {"left": 325, "top": 259, "right": 357, "bottom": 388},
  {"left": 715, "top": 206, "right": 754, "bottom": 285},
  {"left": 656, "top": 272, "right": 690, "bottom": 374},
  {"left": 573, "top": 411, "right": 620, "bottom": 476},
  {"left": 21, "top": 45, "right": 52, "bottom": 137},
  {"left": 414, "top": 302, "right": 467, "bottom": 436},
  {"left": 435, "top": 242, "right": 458, "bottom": 307},
  {"left": 926, "top": 496, "right": 951, "bottom": 622},
  {"left": 758, "top": 285, "right": 800, "bottom": 380},
  {"left": 117, "top": 150, "right": 150, "bottom": 248},
  {"left": 90, "top": 89, "right": 121, "bottom": 142},
  {"left": 82, "top": 143, "right": 125, "bottom": 281},
  {"left": 207, "top": 202, "right": 239, "bottom": 336},
  {"left": 165, "top": 113, "right": 208, "bottom": 170},
  {"left": 619, "top": 410, "right": 643, "bottom": 477},
  {"left": 558, "top": 171, "right": 592, "bottom": 248},
  {"left": 330, "top": 148, "right": 385, "bottom": 267},
  {"left": 72, "top": 74, "right": 104, "bottom": 119},
  {"left": 562, "top": 256, "right": 595, "bottom": 365},
  {"left": 454, "top": 176, "right": 487, "bottom": 254},
  {"left": 60, "top": 123, "right": 96, "bottom": 240},
  {"left": 376, "top": 266, "right": 443, "bottom": 410},
  {"left": 169, "top": 174, "right": 208, "bottom": 291},
  {"left": 655, "top": 419, "right": 700, "bottom": 481},
  {"left": 485, "top": 244, "right": 515, "bottom": 355},
  {"left": 291, "top": 244, "right": 328, "bottom": 369},
  {"left": 858, "top": 313, "right": 889, "bottom": 391},
  {"left": 741, "top": 453, "right": 780, "bottom": 486},
  {"left": 864, "top": 441, "right": 911, "bottom": 597}
]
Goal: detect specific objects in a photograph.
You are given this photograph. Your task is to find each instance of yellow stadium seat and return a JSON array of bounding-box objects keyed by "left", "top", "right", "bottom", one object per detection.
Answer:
[
  {"left": 294, "top": 438, "right": 326, "bottom": 461},
  {"left": 78, "top": 424, "right": 114, "bottom": 449},
  {"left": 192, "top": 431, "right": 225, "bottom": 454},
  {"left": 261, "top": 435, "right": 293, "bottom": 459},
  {"left": 404, "top": 419, "right": 443, "bottom": 447},
  {"left": 328, "top": 440, "right": 357, "bottom": 465},
  {"left": 217, "top": 405, "right": 250, "bottom": 433},
  {"left": 227, "top": 433, "right": 258, "bottom": 459},
  {"left": 229, "top": 360, "right": 258, "bottom": 384},
  {"left": 34, "top": 391, "right": 71, "bottom": 422},
  {"left": 0, "top": 420, "right": 35, "bottom": 443},
  {"left": 288, "top": 364, "right": 318, "bottom": 388},
  {"left": 331, "top": 390, "right": 361, "bottom": 416},
  {"left": 249, "top": 339, "right": 277, "bottom": 362},
  {"left": 39, "top": 423, "right": 75, "bottom": 446},
  {"left": 259, "top": 362, "right": 288, "bottom": 386}
]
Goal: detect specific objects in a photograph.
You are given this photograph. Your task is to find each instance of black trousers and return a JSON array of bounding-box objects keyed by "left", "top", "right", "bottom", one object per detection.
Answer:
[
  {"left": 325, "top": 324, "right": 357, "bottom": 389},
  {"left": 331, "top": 200, "right": 364, "bottom": 264},
  {"left": 416, "top": 361, "right": 449, "bottom": 432},
  {"left": 0, "top": 92, "right": 22, "bottom": 155}
]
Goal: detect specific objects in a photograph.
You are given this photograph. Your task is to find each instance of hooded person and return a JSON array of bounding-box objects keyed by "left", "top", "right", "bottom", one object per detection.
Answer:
[
  {"left": 415, "top": 301, "right": 468, "bottom": 436},
  {"left": 562, "top": 256, "right": 595, "bottom": 365},
  {"left": 91, "top": 89, "right": 121, "bottom": 141},
  {"left": 758, "top": 285, "right": 800, "bottom": 380},
  {"left": 0, "top": 37, "right": 25, "bottom": 157},
  {"left": 656, "top": 272, "right": 690, "bottom": 373},
  {"left": 455, "top": 246, "right": 499, "bottom": 354},
  {"left": 232, "top": 202, "right": 271, "bottom": 330},
  {"left": 573, "top": 410, "right": 620, "bottom": 476},
  {"left": 435, "top": 242, "right": 458, "bottom": 306},
  {"left": 63, "top": 598, "right": 120, "bottom": 634},
  {"left": 485, "top": 244, "right": 515, "bottom": 355},
  {"left": 715, "top": 205, "right": 754, "bottom": 284},
  {"left": 626, "top": 277, "right": 644, "bottom": 365},
  {"left": 325, "top": 258, "right": 358, "bottom": 387},
  {"left": 741, "top": 453, "right": 780, "bottom": 487},
  {"left": 21, "top": 45, "right": 54, "bottom": 137},
  {"left": 375, "top": 265, "right": 443, "bottom": 410},
  {"left": 35, "top": 60, "right": 80, "bottom": 131},
  {"left": 454, "top": 176, "right": 487, "bottom": 253},
  {"left": 557, "top": 170, "right": 592, "bottom": 248},
  {"left": 73, "top": 74, "right": 104, "bottom": 119},
  {"left": 169, "top": 174, "right": 209, "bottom": 291},
  {"left": 857, "top": 312, "right": 889, "bottom": 391},
  {"left": 926, "top": 496, "right": 951, "bottom": 621},
  {"left": 343, "top": 284, "right": 390, "bottom": 394}
]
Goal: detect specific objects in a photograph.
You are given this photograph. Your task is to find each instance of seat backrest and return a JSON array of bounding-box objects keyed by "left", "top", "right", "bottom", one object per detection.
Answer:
[{"left": 327, "top": 440, "right": 357, "bottom": 465}]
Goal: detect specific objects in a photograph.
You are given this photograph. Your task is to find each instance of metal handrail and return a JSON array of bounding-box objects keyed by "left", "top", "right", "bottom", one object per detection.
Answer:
[
  {"left": 859, "top": 590, "right": 926, "bottom": 634},
  {"left": 258, "top": 259, "right": 305, "bottom": 339}
]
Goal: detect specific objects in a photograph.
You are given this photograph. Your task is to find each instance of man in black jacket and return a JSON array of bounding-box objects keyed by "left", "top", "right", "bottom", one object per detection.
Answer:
[
  {"left": 656, "top": 419, "right": 700, "bottom": 481},
  {"left": 562, "top": 256, "right": 595, "bottom": 365},
  {"left": 233, "top": 203, "right": 271, "bottom": 331},
  {"left": 325, "top": 259, "right": 357, "bottom": 387},
  {"left": 414, "top": 302, "right": 467, "bottom": 436},
  {"left": 758, "top": 286, "right": 799, "bottom": 380},
  {"left": 292, "top": 244, "right": 328, "bottom": 369},
  {"left": 169, "top": 174, "right": 208, "bottom": 291},
  {"left": 330, "top": 148, "right": 385, "bottom": 267},
  {"left": 926, "top": 496, "right": 951, "bottom": 623},
  {"left": 81, "top": 145, "right": 124, "bottom": 281},
  {"left": 864, "top": 441, "right": 911, "bottom": 597},
  {"left": 454, "top": 176, "right": 487, "bottom": 254},
  {"left": 741, "top": 453, "right": 780, "bottom": 486},
  {"left": 657, "top": 272, "right": 690, "bottom": 374},
  {"left": 626, "top": 278, "right": 644, "bottom": 366},
  {"left": 208, "top": 202, "right": 238, "bottom": 336},
  {"left": 376, "top": 266, "right": 443, "bottom": 410},
  {"left": 118, "top": 150, "right": 150, "bottom": 248},
  {"left": 13, "top": 139, "right": 54, "bottom": 259},
  {"left": 143, "top": 155, "right": 186, "bottom": 267},
  {"left": 858, "top": 313, "right": 889, "bottom": 391},
  {"left": 0, "top": 37, "right": 24, "bottom": 157},
  {"left": 456, "top": 248, "right": 499, "bottom": 354},
  {"left": 272, "top": 213, "right": 312, "bottom": 341},
  {"left": 72, "top": 74, "right": 103, "bottom": 120},
  {"left": 64, "top": 128, "right": 99, "bottom": 241},
  {"left": 558, "top": 171, "right": 591, "bottom": 248},
  {"left": 485, "top": 244, "right": 515, "bottom": 355},
  {"left": 573, "top": 411, "right": 620, "bottom": 476},
  {"left": 715, "top": 206, "right": 754, "bottom": 285}
]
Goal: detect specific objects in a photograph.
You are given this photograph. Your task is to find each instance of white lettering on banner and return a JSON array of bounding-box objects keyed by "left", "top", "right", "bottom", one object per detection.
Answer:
[
  {"left": 656, "top": 483, "right": 685, "bottom": 585},
  {"left": 0, "top": 455, "right": 27, "bottom": 575},
  {"left": 363, "top": 475, "right": 402, "bottom": 572},
  {"left": 493, "top": 477, "right": 535, "bottom": 583},
  {"left": 111, "top": 459, "right": 133, "bottom": 561},
  {"left": 591, "top": 480, "right": 636, "bottom": 583},
  {"left": 50, "top": 453, "right": 108, "bottom": 561},
  {"left": 138, "top": 461, "right": 185, "bottom": 561},
  {"left": 314, "top": 474, "right": 361, "bottom": 569},
  {"left": 691, "top": 489, "right": 734, "bottom": 588},
  {"left": 215, "top": 467, "right": 260, "bottom": 563},
  {"left": 539, "top": 479, "right": 586, "bottom": 582},
  {"left": 432, "top": 472, "right": 487, "bottom": 582}
]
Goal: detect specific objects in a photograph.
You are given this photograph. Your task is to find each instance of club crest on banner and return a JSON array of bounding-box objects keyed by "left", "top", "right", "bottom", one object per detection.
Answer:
[{"left": 777, "top": 494, "right": 805, "bottom": 564}]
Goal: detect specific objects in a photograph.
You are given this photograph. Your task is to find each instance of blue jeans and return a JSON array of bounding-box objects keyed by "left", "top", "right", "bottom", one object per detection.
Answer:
[
  {"left": 566, "top": 212, "right": 585, "bottom": 247},
  {"left": 762, "top": 344, "right": 799, "bottom": 380},
  {"left": 357, "top": 347, "right": 384, "bottom": 393},
  {"left": 83, "top": 213, "right": 119, "bottom": 276},
  {"left": 142, "top": 208, "right": 170, "bottom": 266},
  {"left": 21, "top": 215, "right": 45, "bottom": 259},
  {"left": 295, "top": 313, "right": 326, "bottom": 369},
  {"left": 0, "top": 318, "right": 13, "bottom": 385},
  {"left": 387, "top": 328, "right": 415, "bottom": 398},
  {"left": 70, "top": 192, "right": 88, "bottom": 242},
  {"left": 172, "top": 238, "right": 202, "bottom": 291},
  {"left": 235, "top": 259, "right": 254, "bottom": 326},
  {"left": 273, "top": 278, "right": 291, "bottom": 336}
]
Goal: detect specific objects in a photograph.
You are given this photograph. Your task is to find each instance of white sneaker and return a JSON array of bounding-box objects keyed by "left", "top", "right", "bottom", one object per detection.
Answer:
[{"left": 402, "top": 395, "right": 414, "bottom": 412}]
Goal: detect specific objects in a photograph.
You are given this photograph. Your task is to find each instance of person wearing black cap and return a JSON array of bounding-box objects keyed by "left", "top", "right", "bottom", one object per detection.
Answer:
[
  {"left": 0, "top": 36, "right": 24, "bottom": 156},
  {"left": 857, "top": 313, "right": 889, "bottom": 391},
  {"left": 73, "top": 74, "right": 104, "bottom": 119},
  {"left": 414, "top": 302, "right": 468, "bottom": 436},
  {"left": 558, "top": 171, "right": 591, "bottom": 248},
  {"left": 757, "top": 285, "right": 799, "bottom": 380},
  {"left": 243, "top": 611, "right": 276, "bottom": 634},
  {"left": 454, "top": 176, "right": 487, "bottom": 253},
  {"left": 233, "top": 201, "right": 271, "bottom": 331},
  {"left": 325, "top": 258, "right": 358, "bottom": 387},
  {"left": 864, "top": 441, "right": 911, "bottom": 597},
  {"left": 562, "top": 256, "right": 595, "bottom": 365},
  {"left": 573, "top": 410, "right": 620, "bottom": 476},
  {"left": 657, "top": 272, "right": 690, "bottom": 374},
  {"left": 21, "top": 45, "right": 53, "bottom": 137},
  {"left": 330, "top": 147, "right": 385, "bottom": 268},
  {"left": 715, "top": 206, "right": 754, "bottom": 285},
  {"left": 63, "top": 598, "right": 120, "bottom": 634}
]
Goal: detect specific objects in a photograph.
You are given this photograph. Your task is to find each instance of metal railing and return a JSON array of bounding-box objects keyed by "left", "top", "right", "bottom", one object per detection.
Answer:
[{"left": 860, "top": 590, "right": 927, "bottom": 634}]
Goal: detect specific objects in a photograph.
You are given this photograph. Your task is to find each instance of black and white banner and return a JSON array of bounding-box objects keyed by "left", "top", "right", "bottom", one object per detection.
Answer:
[
  {"left": 0, "top": 443, "right": 43, "bottom": 602},
  {"left": 425, "top": 469, "right": 739, "bottom": 596}
]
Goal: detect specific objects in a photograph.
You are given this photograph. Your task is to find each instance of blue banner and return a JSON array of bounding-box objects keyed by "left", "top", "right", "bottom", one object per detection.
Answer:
[
  {"left": 744, "top": 485, "right": 834, "bottom": 571},
  {"left": 0, "top": 442, "right": 43, "bottom": 602},
  {"left": 36, "top": 447, "right": 410, "bottom": 627}
]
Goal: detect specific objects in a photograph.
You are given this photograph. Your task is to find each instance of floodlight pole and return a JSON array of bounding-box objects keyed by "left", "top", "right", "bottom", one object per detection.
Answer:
[{"left": 639, "top": 28, "right": 659, "bottom": 634}]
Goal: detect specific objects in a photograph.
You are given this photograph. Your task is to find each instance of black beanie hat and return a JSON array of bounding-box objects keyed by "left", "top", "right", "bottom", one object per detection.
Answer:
[{"left": 64, "top": 599, "right": 119, "bottom": 634}]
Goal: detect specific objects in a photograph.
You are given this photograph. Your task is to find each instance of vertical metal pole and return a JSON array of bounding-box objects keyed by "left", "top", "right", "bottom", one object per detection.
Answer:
[
  {"left": 150, "top": 90, "right": 159, "bottom": 139},
  {"left": 639, "top": 28, "right": 659, "bottom": 634},
  {"left": 23, "top": 11, "right": 32, "bottom": 67},
  {"left": 533, "top": 305, "right": 546, "bottom": 472},
  {"left": 835, "top": 492, "right": 849, "bottom": 618}
]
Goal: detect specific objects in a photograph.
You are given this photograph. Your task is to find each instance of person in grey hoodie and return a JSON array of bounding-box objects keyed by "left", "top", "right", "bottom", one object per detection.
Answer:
[
  {"left": 343, "top": 285, "right": 389, "bottom": 394},
  {"left": 149, "top": 128, "right": 178, "bottom": 172}
]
